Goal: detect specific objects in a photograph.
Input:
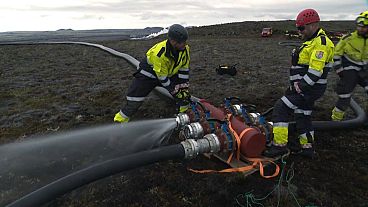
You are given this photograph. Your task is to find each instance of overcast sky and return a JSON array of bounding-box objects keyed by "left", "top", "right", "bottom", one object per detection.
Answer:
[{"left": 0, "top": 0, "right": 366, "bottom": 32}]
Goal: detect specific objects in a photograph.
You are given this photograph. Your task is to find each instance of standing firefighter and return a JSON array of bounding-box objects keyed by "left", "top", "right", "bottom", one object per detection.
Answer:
[
  {"left": 114, "top": 24, "right": 191, "bottom": 123},
  {"left": 331, "top": 11, "right": 368, "bottom": 121},
  {"left": 264, "top": 9, "right": 334, "bottom": 158}
]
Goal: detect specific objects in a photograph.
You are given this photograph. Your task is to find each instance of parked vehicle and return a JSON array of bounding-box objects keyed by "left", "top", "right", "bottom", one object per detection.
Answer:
[{"left": 261, "top": 28, "right": 272, "bottom": 37}]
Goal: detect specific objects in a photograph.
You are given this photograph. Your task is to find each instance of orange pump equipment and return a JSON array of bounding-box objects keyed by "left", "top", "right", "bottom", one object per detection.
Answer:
[{"left": 181, "top": 97, "right": 273, "bottom": 158}]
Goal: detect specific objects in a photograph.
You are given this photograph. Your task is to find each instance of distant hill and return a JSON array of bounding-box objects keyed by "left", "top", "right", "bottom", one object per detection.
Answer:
[
  {"left": 0, "top": 20, "right": 355, "bottom": 43},
  {"left": 188, "top": 20, "right": 355, "bottom": 38},
  {"left": 0, "top": 27, "right": 164, "bottom": 43}
]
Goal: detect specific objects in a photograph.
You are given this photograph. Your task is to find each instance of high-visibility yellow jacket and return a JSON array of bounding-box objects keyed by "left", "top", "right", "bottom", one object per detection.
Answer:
[
  {"left": 138, "top": 40, "right": 190, "bottom": 93},
  {"left": 333, "top": 31, "right": 368, "bottom": 71},
  {"left": 290, "top": 28, "right": 334, "bottom": 92}
]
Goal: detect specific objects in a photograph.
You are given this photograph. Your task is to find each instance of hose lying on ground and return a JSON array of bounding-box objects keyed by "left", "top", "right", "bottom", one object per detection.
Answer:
[{"left": 7, "top": 144, "right": 185, "bottom": 207}]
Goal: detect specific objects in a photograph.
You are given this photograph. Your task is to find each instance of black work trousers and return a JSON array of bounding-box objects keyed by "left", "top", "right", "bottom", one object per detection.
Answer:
[
  {"left": 121, "top": 72, "right": 184, "bottom": 117},
  {"left": 272, "top": 86, "right": 326, "bottom": 139},
  {"left": 335, "top": 70, "right": 368, "bottom": 111}
]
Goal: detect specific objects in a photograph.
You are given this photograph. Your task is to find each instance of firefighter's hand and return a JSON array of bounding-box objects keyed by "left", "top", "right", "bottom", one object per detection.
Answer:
[
  {"left": 174, "top": 88, "right": 190, "bottom": 100},
  {"left": 335, "top": 68, "right": 344, "bottom": 78},
  {"left": 293, "top": 82, "right": 302, "bottom": 94},
  {"left": 171, "top": 83, "right": 189, "bottom": 96},
  {"left": 174, "top": 83, "right": 189, "bottom": 92}
]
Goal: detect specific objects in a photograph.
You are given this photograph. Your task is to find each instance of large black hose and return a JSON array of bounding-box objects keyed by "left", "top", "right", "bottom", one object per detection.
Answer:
[
  {"left": 6, "top": 144, "right": 185, "bottom": 207},
  {"left": 284, "top": 98, "right": 367, "bottom": 131},
  {"left": 312, "top": 98, "right": 367, "bottom": 130}
]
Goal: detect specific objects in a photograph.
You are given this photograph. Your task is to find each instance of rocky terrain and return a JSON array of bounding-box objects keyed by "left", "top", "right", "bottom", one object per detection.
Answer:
[{"left": 0, "top": 21, "right": 367, "bottom": 207}]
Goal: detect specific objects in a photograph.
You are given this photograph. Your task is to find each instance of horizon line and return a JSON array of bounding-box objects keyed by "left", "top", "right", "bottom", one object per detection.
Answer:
[{"left": 0, "top": 19, "right": 355, "bottom": 33}]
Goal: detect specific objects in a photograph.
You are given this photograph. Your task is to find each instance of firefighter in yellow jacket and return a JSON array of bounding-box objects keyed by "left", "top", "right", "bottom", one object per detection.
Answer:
[
  {"left": 114, "top": 24, "right": 191, "bottom": 123},
  {"left": 264, "top": 9, "right": 334, "bottom": 158},
  {"left": 331, "top": 11, "right": 368, "bottom": 121}
]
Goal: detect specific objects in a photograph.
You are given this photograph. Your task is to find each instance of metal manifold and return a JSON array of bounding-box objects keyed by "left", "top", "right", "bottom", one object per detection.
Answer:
[{"left": 176, "top": 97, "right": 274, "bottom": 160}]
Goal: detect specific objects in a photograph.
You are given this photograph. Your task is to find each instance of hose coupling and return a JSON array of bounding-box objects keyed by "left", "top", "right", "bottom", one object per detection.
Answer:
[
  {"left": 183, "top": 122, "right": 204, "bottom": 140},
  {"left": 181, "top": 139, "right": 200, "bottom": 159},
  {"left": 200, "top": 133, "right": 221, "bottom": 154},
  {"left": 181, "top": 134, "right": 221, "bottom": 159},
  {"left": 175, "top": 113, "right": 190, "bottom": 129}
]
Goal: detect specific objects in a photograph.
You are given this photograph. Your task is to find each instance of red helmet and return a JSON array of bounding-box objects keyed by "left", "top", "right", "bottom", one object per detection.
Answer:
[{"left": 296, "top": 9, "right": 320, "bottom": 27}]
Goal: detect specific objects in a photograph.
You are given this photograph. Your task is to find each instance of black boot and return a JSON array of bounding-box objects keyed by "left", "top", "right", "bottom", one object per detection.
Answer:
[
  {"left": 298, "top": 147, "right": 317, "bottom": 159},
  {"left": 263, "top": 145, "right": 289, "bottom": 157},
  {"left": 288, "top": 139, "right": 302, "bottom": 154}
]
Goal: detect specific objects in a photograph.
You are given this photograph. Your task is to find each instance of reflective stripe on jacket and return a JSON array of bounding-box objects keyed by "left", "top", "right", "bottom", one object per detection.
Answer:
[
  {"left": 333, "top": 31, "right": 368, "bottom": 70},
  {"left": 139, "top": 40, "right": 190, "bottom": 93},
  {"left": 290, "top": 28, "right": 334, "bottom": 92}
]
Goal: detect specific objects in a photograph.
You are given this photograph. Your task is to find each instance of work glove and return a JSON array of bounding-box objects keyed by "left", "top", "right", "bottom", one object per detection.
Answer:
[
  {"left": 174, "top": 83, "right": 190, "bottom": 92},
  {"left": 179, "top": 105, "right": 189, "bottom": 113},
  {"left": 172, "top": 88, "right": 191, "bottom": 113},
  {"left": 170, "top": 83, "right": 189, "bottom": 96},
  {"left": 174, "top": 88, "right": 190, "bottom": 100}
]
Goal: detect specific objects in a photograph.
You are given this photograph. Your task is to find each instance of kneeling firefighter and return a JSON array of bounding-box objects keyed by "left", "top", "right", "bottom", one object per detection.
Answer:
[
  {"left": 114, "top": 24, "right": 191, "bottom": 123},
  {"left": 264, "top": 9, "right": 334, "bottom": 158}
]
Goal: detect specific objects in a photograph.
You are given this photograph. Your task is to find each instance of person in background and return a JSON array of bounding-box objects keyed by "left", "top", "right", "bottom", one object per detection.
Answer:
[
  {"left": 114, "top": 24, "right": 191, "bottom": 123},
  {"left": 264, "top": 9, "right": 334, "bottom": 158},
  {"left": 331, "top": 11, "right": 368, "bottom": 121}
]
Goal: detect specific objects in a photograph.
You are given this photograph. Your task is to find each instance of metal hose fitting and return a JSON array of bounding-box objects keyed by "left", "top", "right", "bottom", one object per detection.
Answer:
[
  {"left": 175, "top": 113, "right": 190, "bottom": 129},
  {"left": 181, "top": 139, "right": 200, "bottom": 159},
  {"left": 183, "top": 122, "right": 204, "bottom": 140},
  {"left": 180, "top": 134, "right": 221, "bottom": 159},
  {"left": 201, "top": 133, "right": 221, "bottom": 154}
]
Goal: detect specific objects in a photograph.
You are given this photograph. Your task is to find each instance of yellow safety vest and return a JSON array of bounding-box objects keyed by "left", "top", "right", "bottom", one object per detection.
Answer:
[
  {"left": 146, "top": 40, "right": 190, "bottom": 78},
  {"left": 334, "top": 31, "right": 368, "bottom": 65},
  {"left": 290, "top": 28, "right": 334, "bottom": 91}
]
